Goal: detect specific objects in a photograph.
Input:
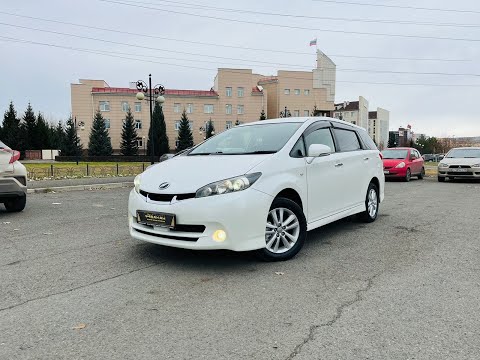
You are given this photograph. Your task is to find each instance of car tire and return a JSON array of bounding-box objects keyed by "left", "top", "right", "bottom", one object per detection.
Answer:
[
  {"left": 418, "top": 167, "right": 425, "bottom": 180},
  {"left": 359, "top": 182, "right": 379, "bottom": 223},
  {"left": 438, "top": 176, "right": 445, "bottom": 182},
  {"left": 255, "top": 197, "right": 307, "bottom": 262},
  {"left": 4, "top": 195, "right": 26, "bottom": 212},
  {"left": 405, "top": 168, "right": 411, "bottom": 182}
]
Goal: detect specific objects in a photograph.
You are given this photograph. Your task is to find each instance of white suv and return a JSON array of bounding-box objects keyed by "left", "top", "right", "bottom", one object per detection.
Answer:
[
  {"left": 128, "top": 117, "right": 385, "bottom": 261},
  {"left": 0, "top": 141, "right": 27, "bottom": 212}
]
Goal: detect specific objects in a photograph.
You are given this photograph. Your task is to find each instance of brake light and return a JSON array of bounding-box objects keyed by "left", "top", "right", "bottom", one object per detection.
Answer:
[{"left": 9, "top": 150, "right": 20, "bottom": 164}]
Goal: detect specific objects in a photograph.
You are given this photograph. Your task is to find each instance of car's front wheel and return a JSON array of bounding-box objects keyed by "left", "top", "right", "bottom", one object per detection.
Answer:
[
  {"left": 438, "top": 176, "right": 445, "bottom": 182},
  {"left": 359, "top": 182, "right": 379, "bottom": 223},
  {"left": 4, "top": 195, "right": 26, "bottom": 212},
  {"left": 418, "top": 167, "right": 425, "bottom": 180},
  {"left": 255, "top": 197, "right": 307, "bottom": 262},
  {"left": 405, "top": 168, "right": 411, "bottom": 182}
]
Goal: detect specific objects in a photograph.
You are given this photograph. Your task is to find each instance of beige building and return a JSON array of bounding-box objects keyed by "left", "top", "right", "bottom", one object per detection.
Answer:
[
  {"left": 368, "top": 108, "right": 390, "bottom": 149},
  {"left": 70, "top": 50, "right": 337, "bottom": 153}
]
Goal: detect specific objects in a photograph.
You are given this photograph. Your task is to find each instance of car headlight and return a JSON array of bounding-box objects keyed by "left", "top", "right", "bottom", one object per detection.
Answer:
[
  {"left": 439, "top": 163, "right": 449, "bottom": 168},
  {"left": 196, "top": 173, "right": 262, "bottom": 198},
  {"left": 472, "top": 163, "right": 480, "bottom": 168},
  {"left": 395, "top": 162, "right": 406, "bottom": 169},
  {"left": 134, "top": 175, "right": 142, "bottom": 193}
]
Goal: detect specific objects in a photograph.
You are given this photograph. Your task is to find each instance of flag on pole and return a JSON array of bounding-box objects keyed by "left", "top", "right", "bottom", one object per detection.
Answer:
[{"left": 309, "top": 38, "right": 317, "bottom": 46}]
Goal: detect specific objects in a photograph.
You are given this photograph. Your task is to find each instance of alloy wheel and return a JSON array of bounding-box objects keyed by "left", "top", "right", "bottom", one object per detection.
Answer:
[
  {"left": 265, "top": 207, "right": 300, "bottom": 254},
  {"left": 367, "top": 188, "right": 378, "bottom": 218}
]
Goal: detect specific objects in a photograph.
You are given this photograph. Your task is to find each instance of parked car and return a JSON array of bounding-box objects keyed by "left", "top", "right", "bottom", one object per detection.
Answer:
[
  {"left": 128, "top": 117, "right": 385, "bottom": 261},
  {"left": 381, "top": 147, "right": 425, "bottom": 181},
  {"left": 437, "top": 147, "right": 480, "bottom": 182},
  {"left": 422, "top": 153, "right": 435, "bottom": 162},
  {"left": 0, "top": 141, "right": 27, "bottom": 212}
]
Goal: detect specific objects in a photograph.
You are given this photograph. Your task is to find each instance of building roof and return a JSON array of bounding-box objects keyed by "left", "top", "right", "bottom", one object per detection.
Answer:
[
  {"left": 334, "top": 101, "right": 359, "bottom": 111},
  {"left": 369, "top": 111, "right": 377, "bottom": 119},
  {"left": 91, "top": 87, "right": 219, "bottom": 97}
]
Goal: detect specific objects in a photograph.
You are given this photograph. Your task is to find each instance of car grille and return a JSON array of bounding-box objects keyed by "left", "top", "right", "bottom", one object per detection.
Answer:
[
  {"left": 448, "top": 165, "right": 471, "bottom": 168},
  {"left": 139, "top": 190, "right": 196, "bottom": 202},
  {"left": 447, "top": 172, "right": 474, "bottom": 176},
  {"left": 133, "top": 228, "right": 198, "bottom": 242},
  {"left": 384, "top": 166, "right": 393, "bottom": 170}
]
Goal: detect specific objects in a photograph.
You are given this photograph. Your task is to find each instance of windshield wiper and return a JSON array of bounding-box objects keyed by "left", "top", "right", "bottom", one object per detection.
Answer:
[
  {"left": 238, "top": 150, "right": 276, "bottom": 155},
  {"left": 188, "top": 151, "right": 224, "bottom": 156}
]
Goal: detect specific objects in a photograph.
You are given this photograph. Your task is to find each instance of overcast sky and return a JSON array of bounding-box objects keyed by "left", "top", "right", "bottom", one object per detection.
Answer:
[{"left": 1, "top": 0, "right": 479, "bottom": 137}]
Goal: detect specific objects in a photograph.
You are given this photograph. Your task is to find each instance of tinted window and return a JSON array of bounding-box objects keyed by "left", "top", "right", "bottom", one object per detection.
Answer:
[
  {"left": 290, "top": 137, "right": 306, "bottom": 158},
  {"left": 381, "top": 149, "right": 408, "bottom": 159},
  {"left": 304, "top": 128, "right": 335, "bottom": 153},
  {"left": 358, "top": 129, "right": 377, "bottom": 150},
  {"left": 333, "top": 129, "right": 361, "bottom": 152}
]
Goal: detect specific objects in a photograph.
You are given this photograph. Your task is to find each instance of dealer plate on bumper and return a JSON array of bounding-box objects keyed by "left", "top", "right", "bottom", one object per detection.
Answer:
[{"left": 137, "top": 210, "right": 176, "bottom": 228}]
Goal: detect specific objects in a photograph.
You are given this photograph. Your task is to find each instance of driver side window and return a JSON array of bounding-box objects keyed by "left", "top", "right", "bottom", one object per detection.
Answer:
[{"left": 304, "top": 128, "right": 336, "bottom": 154}]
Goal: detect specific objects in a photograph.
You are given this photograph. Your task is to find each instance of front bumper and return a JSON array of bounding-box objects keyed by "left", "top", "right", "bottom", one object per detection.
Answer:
[
  {"left": 438, "top": 167, "right": 480, "bottom": 179},
  {"left": 128, "top": 188, "right": 273, "bottom": 252},
  {"left": 383, "top": 167, "right": 407, "bottom": 178},
  {"left": 0, "top": 176, "right": 27, "bottom": 199}
]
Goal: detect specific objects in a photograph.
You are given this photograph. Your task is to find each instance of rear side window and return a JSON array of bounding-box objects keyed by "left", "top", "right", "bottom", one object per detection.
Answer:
[
  {"left": 304, "top": 128, "right": 336, "bottom": 153},
  {"left": 333, "top": 128, "right": 361, "bottom": 152},
  {"left": 357, "top": 129, "right": 377, "bottom": 150}
]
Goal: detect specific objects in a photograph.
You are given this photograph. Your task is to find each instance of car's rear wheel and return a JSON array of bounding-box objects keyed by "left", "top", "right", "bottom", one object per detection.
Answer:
[
  {"left": 438, "top": 176, "right": 445, "bottom": 182},
  {"left": 405, "top": 168, "right": 411, "bottom": 182},
  {"left": 4, "top": 195, "right": 26, "bottom": 212},
  {"left": 418, "top": 167, "right": 425, "bottom": 180},
  {"left": 359, "top": 183, "right": 379, "bottom": 223},
  {"left": 255, "top": 197, "right": 306, "bottom": 262}
]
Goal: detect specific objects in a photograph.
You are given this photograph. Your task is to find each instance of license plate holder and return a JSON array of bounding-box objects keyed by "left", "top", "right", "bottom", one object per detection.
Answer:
[
  {"left": 452, "top": 168, "right": 468, "bottom": 172},
  {"left": 384, "top": 170, "right": 390, "bottom": 174},
  {"left": 137, "top": 210, "right": 176, "bottom": 228}
]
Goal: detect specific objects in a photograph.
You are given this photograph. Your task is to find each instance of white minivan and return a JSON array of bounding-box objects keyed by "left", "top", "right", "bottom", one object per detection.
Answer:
[{"left": 128, "top": 117, "right": 385, "bottom": 261}]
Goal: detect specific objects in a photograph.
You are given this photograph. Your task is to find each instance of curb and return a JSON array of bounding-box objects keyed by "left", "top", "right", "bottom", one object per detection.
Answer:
[{"left": 27, "top": 182, "right": 133, "bottom": 194}]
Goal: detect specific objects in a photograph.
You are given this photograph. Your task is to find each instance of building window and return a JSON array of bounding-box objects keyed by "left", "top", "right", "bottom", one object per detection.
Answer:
[
  {"left": 175, "top": 121, "right": 180, "bottom": 131},
  {"left": 175, "top": 140, "right": 180, "bottom": 148},
  {"left": 237, "top": 87, "right": 244, "bottom": 97},
  {"left": 173, "top": 103, "right": 181, "bottom": 113},
  {"left": 136, "top": 137, "right": 143, "bottom": 147},
  {"left": 99, "top": 101, "right": 110, "bottom": 111},
  {"left": 121, "top": 101, "right": 129, "bottom": 112},
  {"left": 294, "top": 110, "right": 300, "bottom": 117},
  {"left": 104, "top": 119, "right": 110, "bottom": 128},
  {"left": 226, "top": 104, "right": 232, "bottom": 115},
  {"left": 204, "top": 104, "right": 214, "bottom": 114},
  {"left": 226, "top": 87, "right": 232, "bottom": 97},
  {"left": 226, "top": 121, "right": 233, "bottom": 129},
  {"left": 134, "top": 102, "right": 141, "bottom": 112},
  {"left": 284, "top": 89, "right": 290, "bottom": 95},
  {"left": 187, "top": 103, "right": 193, "bottom": 113},
  {"left": 304, "top": 110, "right": 310, "bottom": 116},
  {"left": 351, "top": 112, "right": 355, "bottom": 117},
  {"left": 237, "top": 105, "right": 244, "bottom": 115},
  {"left": 135, "top": 120, "right": 142, "bottom": 129},
  {"left": 304, "top": 89, "right": 310, "bottom": 96},
  {"left": 294, "top": 89, "right": 300, "bottom": 96}
]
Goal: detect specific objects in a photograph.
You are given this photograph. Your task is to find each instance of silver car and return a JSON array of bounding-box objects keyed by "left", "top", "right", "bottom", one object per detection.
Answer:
[
  {"left": 438, "top": 147, "right": 480, "bottom": 182},
  {"left": 0, "top": 140, "right": 27, "bottom": 212}
]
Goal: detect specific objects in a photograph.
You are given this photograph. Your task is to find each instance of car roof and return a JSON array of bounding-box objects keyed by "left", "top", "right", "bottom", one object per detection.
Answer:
[
  {"left": 449, "top": 147, "right": 480, "bottom": 150},
  {"left": 384, "top": 147, "right": 413, "bottom": 150},
  {"left": 241, "top": 117, "right": 366, "bottom": 131}
]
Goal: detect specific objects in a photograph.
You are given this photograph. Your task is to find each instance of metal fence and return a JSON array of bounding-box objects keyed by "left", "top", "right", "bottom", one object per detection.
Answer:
[{"left": 27, "top": 163, "right": 147, "bottom": 180}]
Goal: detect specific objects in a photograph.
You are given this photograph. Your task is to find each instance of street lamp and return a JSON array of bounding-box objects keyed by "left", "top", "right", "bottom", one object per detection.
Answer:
[
  {"left": 279, "top": 106, "right": 291, "bottom": 118},
  {"left": 136, "top": 74, "right": 165, "bottom": 165},
  {"left": 73, "top": 117, "right": 85, "bottom": 165},
  {"left": 199, "top": 120, "right": 215, "bottom": 140}
]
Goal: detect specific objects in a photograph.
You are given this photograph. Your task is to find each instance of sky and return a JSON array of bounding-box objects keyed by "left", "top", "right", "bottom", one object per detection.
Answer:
[{"left": 0, "top": 0, "right": 479, "bottom": 137}]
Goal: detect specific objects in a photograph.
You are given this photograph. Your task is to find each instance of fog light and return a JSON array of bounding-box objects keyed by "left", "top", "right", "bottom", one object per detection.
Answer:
[{"left": 212, "top": 230, "right": 227, "bottom": 242}]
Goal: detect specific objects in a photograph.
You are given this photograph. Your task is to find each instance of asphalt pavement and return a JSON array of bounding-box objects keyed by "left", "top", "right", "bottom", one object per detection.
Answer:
[{"left": 1, "top": 178, "right": 479, "bottom": 359}]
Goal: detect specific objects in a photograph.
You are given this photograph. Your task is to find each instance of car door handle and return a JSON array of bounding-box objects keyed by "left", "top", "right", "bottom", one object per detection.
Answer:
[
  {"left": 363, "top": 157, "right": 370, "bottom": 161},
  {"left": 334, "top": 163, "right": 344, "bottom": 167}
]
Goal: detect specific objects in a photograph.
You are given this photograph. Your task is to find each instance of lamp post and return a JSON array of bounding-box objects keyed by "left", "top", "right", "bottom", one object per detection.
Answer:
[
  {"left": 199, "top": 120, "right": 215, "bottom": 140},
  {"left": 136, "top": 75, "right": 165, "bottom": 165},
  {"left": 73, "top": 117, "right": 85, "bottom": 165},
  {"left": 279, "top": 106, "right": 291, "bottom": 118}
]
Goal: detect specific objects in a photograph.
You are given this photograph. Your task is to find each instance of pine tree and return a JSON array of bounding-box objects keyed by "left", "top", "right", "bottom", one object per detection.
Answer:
[
  {"left": 88, "top": 111, "right": 113, "bottom": 156},
  {"left": 147, "top": 102, "right": 169, "bottom": 157},
  {"left": 49, "top": 120, "right": 65, "bottom": 150},
  {"left": 120, "top": 108, "right": 138, "bottom": 156},
  {"left": 2, "top": 102, "right": 21, "bottom": 147},
  {"left": 259, "top": 109, "right": 266, "bottom": 120},
  {"left": 23, "top": 103, "right": 36, "bottom": 150},
  {"left": 62, "top": 117, "right": 83, "bottom": 156},
  {"left": 206, "top": 119, "right": 215, "bottom": 139},
  {"left": 35, "top": 112, "right": 51, "bottom": 149},
  {"left": 177, "top": 109, "right": 194, "bottom": 151}
]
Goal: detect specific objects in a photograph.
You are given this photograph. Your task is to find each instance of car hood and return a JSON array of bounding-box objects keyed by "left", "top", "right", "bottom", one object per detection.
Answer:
[
  {"left": 383, "top": 159, "right": 406, "bottom": 168},
  {"left": 440, "top": 157, "right": 480, "bottom": 166},
  {"left": 139, "top": 154, "right": 272, "bottom": 194}
]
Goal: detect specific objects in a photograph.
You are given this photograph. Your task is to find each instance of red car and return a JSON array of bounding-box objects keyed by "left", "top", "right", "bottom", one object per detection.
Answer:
[{"left": 381, "top": 148, "right": 425, "bottom": 181}]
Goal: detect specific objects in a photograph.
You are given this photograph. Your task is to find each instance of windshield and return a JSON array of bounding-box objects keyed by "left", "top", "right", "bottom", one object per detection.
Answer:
[
  {"left": 0, "top": 140, "right": 10, "bottom": 150},
  {"left": 446, "top": 149, "right": 480, "bottom": 158},
  {"left": 189, "top": 123, "right": 301, "bottom": 155},
  {"left": 381, "top": 149, "right": 408, "bottom": 159}
]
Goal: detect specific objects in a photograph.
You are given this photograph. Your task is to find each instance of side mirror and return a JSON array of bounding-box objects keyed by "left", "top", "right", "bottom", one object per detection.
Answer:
[{"left": 308, "top": 144, "right": 332, "bottom": 157}]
